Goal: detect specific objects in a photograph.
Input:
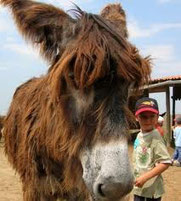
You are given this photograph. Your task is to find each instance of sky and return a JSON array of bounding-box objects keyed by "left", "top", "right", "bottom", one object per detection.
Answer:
[{"left": 0, "top": 0, "right": 181, "bottom": 115}]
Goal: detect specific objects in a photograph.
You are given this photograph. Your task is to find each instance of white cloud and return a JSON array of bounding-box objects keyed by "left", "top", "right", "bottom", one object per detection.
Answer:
[
  {"left": 139, "top": 44, "right": 181, "bottom": 78},
  {"left": 6, "top": 36, "right": 16, "bottom": 43},
  {"left": 0, "top": 18, "right": 11, "bottom": 32},
  {"left": 141, "top": 45, "right": 174, "bottom": 63},
  {"left": 0, "top": 7, "right": 17, "bottom": 33},
  {"left": 0, "top": 66, "right": 8, "bottom": 71},
  {"left": 128, "top": 20, "right": 181, "bottom": 39},
  {"left": 3, "top": 43, "right": 39, "bottom": 57},
  {"left": 2, "top": 42, "right": 45, "bottom": 65},
  {"left": 158, "top": 0, "right": 181, "bottom": 3},
  {"left": 0, "top": 6, "right": 10, "bottom": 16},
  {"left": 151, "top": 61, "right": 181, "bottom": 78},
  {"left": 0, "top": 5, "right": 5, "bottom": 11},
  {"left": 0, "top": 61, "right": 11, "bottom": 71},
  {"left": 158, "top": 0, "right": 172, "bottom": 3}
]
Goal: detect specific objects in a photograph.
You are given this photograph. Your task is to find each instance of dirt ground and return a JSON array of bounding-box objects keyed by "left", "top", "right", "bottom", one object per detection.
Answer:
[{"left": 0, "top": 140, "right": 181, "bottom": 201}]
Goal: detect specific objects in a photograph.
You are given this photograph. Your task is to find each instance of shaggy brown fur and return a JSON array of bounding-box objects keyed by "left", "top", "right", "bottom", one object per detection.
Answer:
[{"left": 1, "top": 0, "right": 151, "bottom": 200}]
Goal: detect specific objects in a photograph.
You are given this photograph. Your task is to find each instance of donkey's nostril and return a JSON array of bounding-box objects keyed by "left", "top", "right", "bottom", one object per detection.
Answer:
[
  {"left": 98, "top": 184, "right": 105, "bottom": 197},
  {"left": 94, "top": 181, "right": 133, "bottom": 200}
]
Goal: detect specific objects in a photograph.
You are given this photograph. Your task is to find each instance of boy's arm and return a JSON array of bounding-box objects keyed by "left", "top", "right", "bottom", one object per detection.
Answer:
[{"left": 134, "top": 163, "right": 170, "bottom": 188}]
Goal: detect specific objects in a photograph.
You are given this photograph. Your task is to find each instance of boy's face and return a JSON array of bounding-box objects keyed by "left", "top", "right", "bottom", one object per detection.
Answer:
[{"left": 136, "top": 111, "right": 158, "bottom": 133}]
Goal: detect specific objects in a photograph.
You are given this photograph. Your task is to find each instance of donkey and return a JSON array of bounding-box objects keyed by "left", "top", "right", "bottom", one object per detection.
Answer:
[{"left": 1, "top": 0, "right": 151, "bottom": 200}]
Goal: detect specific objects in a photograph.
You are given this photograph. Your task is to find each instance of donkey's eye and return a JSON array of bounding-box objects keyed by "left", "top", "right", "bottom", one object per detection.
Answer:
[
  {"left": 110, "top": 70, "right": 116, "bottom": 76},
  {"left": 68, "top": 72, "right": 74, "bottom": 80}
]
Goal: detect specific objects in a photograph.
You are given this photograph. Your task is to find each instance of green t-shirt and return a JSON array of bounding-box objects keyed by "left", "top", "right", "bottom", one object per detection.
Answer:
[{"left": 133, "top": 129, "right": 171, "bottom": 198}]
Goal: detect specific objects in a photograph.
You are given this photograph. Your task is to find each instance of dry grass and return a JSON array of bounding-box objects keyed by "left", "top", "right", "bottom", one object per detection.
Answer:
[{"left": 0, "top": 139, "right": 181, "bottom": 201}]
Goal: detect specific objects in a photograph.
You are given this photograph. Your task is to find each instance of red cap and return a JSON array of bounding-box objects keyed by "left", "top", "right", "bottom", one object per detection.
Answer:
[{"left": 135, "top": 97, "right": 159, "bottom": 116}]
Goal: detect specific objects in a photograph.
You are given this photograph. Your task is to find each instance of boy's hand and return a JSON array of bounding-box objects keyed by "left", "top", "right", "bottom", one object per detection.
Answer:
[
  {"left": 134, "top": 175, "right": 148, "bottom": 188},
  {"left": 134, "top": 163, "right": 170, "bottom": 188}
]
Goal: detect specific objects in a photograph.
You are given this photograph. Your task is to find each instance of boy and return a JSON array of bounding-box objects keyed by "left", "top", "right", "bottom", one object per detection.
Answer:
[
  {"left": 172, "top": 115, "right": 181, "bottom": 166},
  {"left": 133, "top": 97, "right": 171, "bottom": 201}
]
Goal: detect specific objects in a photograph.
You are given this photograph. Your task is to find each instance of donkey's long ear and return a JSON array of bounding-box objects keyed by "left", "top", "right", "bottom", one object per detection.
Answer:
[
  {"left": 100, "top": 3, "right": 128, "bottom": 38},
  {"left": 1, "top": 0, "right": 76, "bottom": 63}
]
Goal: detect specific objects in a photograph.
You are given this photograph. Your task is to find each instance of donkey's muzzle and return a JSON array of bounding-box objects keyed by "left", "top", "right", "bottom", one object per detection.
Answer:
[{"left": 80, "top": 140, "right": 133, "bottom": 201}]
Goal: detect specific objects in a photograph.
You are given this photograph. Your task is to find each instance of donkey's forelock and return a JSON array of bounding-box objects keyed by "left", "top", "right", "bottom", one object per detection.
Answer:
[{"left": 49, "top": 10, "right": 151, "bottom": 96}]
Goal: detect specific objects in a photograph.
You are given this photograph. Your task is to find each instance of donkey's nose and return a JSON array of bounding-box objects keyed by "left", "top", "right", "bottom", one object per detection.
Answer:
[{"left": 94, "top": 181, "right": 133, "bottom": 200}]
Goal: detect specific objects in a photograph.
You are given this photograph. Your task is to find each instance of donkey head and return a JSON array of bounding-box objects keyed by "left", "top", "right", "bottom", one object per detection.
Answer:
[
  {"left": 48, "top": 5, "right": 150, "bottom": 200},
  {"left": 1, "top": 0, "right": 151, "bottom": 200}
]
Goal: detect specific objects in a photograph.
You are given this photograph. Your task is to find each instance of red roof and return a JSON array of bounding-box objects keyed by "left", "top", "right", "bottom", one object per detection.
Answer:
[{"left": 151, "top": 75, "right": 181, "bottom": 84}]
